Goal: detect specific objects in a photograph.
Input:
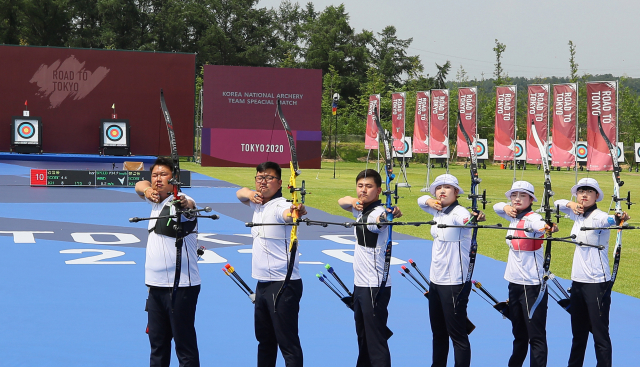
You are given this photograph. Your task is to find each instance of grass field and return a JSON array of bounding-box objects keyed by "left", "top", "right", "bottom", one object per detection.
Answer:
[{"left": 183, "top": 160, "right": 640, "bottom": 298}]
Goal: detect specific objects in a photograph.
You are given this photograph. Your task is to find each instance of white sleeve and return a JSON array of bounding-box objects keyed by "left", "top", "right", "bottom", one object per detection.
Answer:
[
  {"left": 554, "top": 199, "right": 574, "bottom": 219},
  {"left": 418, "top": 195, "right": 438, "bottom": 216},
  {"left": 524, "top": 213, "right": 545, "bottom": 238},
  {"left": 367, "top": 207, "right": 386, "bottom": 234}
]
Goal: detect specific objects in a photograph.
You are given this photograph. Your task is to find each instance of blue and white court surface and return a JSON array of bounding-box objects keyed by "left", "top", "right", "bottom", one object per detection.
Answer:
[{"left": 1, "top": 159, "right": 639, "bottom": 366}]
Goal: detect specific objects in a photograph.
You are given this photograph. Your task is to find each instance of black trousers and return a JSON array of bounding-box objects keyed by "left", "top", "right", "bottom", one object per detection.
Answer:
[
  {"left": 507, "top": 282, "right": 547, "bottom": 367},
  {"left": 429, "top": 283, "right": 471, "bottom": 367},
  {"left": 567, "top": 281, "right": 612, "bottom": 367},
  {"left": 353, "top": 286, "right": 393, "bottom": 367},
  {"left": 147, "top": 285, "right": 200, "bottom": 367},
  {"left": 254, "top": 279, "right": 303, "bottom": 367}
]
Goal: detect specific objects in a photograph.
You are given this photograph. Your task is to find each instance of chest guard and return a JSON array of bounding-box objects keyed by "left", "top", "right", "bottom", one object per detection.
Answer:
[
  {"left": 511, "top": 212, "right": 543, "bottom": 251},
  {"left": 355, "top": 204, "right": 381, "bottom": 248},
  {"left": 152, "top": 204, "right": 197, "bottom": 238}
]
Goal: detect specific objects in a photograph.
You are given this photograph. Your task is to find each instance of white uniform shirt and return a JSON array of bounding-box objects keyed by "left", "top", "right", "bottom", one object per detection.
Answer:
[
  {"left": 351, "top": 204, "right": 392, "bottom": 287},
  {"left": 250, "top": 197, "right": 300, "bottom": 281},
  {"left": 556, "top": 200, "right": 615, "bottom": 283},
  {"left": 418, "top": 196, "right": 472, "bottom": 285},
  {"left": 145, "top": 194, "right": 200, "bottom": 287},
  {"left": 494, "top": 202, "right": 546, "bottom": 285}
]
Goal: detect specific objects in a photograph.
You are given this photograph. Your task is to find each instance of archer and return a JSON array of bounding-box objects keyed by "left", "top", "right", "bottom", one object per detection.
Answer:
[
  {"left": 135, "top": 157, "right": 201, "bottom": 367},
  {"left": 236, "top": 161, "right": 306, "bottom": 367}
]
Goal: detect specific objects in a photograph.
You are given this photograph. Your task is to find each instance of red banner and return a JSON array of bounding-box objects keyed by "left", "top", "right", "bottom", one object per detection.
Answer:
[
  {"left": 391, "top": 92, "right": 406, "bottom": 151},
  {"left": 365, "top": 94, "right": 381, "bottom": 149},
  {"left": 457, "top": 87, "right": 477, "bottom": 157},
  {"left": 494, "top": 86, "right": 517, "bottom": 161},
  {"left": 413, "top": 91, "right": 430, "bottom": 153},
  {"left": 552, "top": 84, "right": 578, "bottom": 167},
  {"left": 429, "top": 89, "right": 449, "bottom": 156},
  {"left": 587, "top": 81, "right": 617, "bottom": 171},
  {"left": 526, "top": 85, "right": 549, "bottom": 164}
]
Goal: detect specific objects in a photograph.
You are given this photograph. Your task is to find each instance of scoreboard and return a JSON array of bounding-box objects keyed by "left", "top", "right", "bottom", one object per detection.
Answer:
[{"left": 30, "top": 170, "right": 192, "bottom": 187}]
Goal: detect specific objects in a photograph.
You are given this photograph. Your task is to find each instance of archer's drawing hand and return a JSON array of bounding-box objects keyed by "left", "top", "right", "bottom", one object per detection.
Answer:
[
  {"left": 503, "top": 205, "right": 517, "bottom": 218},
  {"left": 251, "top": 191, "right": 264, "bottom": 205},
  {"left": 426, "top": 198, "right": 442, "bottom": 211},
  {"left": 145, "top": 187, "right": 160, "bottom": 203},
  {"left": 353, "top": 199, "right": 363, "bottom": 212},
  {"left": 571, "top": 202, "right": 585, "bottom": 215}
]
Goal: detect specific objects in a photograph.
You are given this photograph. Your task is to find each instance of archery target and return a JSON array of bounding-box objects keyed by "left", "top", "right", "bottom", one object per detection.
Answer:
[
  {"left": 547, "top": 144, "right": 552, "bottom": 159},
  {"left": 576, "top": 141, "right": 588, "bottom": 162},
  {"left": 392, "top": 137, "right": 413, "bottom": 158},
  {"left": 12, "top": 118, "right": 41, "bottom": 145},
  {"left": 106, "top": 125, "right": 123, "bottom": 141},
  {"left": 100, "top": 120, "right": 129, "bottom": 147},
  {"left": 635, "top": 143, "right": 640, "bottom": 163},
  {"left": 476, "top": 139, "right": 488, "bottom": 160},
  {"left": 515, "top": 140, "right": 526, "bottom": 161},
  {"left": 617, "top": 142, "right": 624, "bottom": 163}
]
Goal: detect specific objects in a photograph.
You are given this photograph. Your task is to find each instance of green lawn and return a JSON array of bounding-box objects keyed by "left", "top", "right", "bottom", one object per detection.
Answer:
[{"left": 183, "top": 160, "right": 640, "bottom": 298}]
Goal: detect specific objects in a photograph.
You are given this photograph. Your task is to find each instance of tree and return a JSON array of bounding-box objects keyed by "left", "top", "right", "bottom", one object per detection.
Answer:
[
  {"left": 568, "top": 40, "right": 579, "bottom": 83},
  {"left": 434, "top": 61, "right": 451, "bottom": 89},
  {"left": 370, "top": 25, "right": 422, "bottom": 88},
  {"left": 0, "top": 0, "right": 22, "bottom": 44},
  {"left": 302, "top": 5, "right": 372, "bottom": 101},
  {"left": 493, "top": 39, "right": 507, "bottom": 86}
]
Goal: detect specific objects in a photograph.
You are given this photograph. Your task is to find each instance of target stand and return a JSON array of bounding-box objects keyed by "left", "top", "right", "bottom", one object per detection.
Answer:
[
  {"left": 100, "top": 119, "right": 130, "bottom": 156},
  {"left": 11, "top": 116, "right": 43, "bottom": 154}
]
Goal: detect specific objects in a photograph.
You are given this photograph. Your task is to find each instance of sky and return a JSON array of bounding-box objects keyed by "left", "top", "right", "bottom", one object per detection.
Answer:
[{"left": 258, "top": 0, "right": 640, "bottom": 80}]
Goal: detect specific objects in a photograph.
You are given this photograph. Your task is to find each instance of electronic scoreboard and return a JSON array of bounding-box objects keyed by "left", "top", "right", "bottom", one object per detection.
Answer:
[{"left": 30, "top": 170, "right": 191, "bottom": 187}]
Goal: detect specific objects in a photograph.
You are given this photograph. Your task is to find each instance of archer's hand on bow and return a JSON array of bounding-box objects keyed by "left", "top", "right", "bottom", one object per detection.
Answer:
[
  {"left": 285, "top": 204, "right": 307, "bottom": 220},
  {"left": 537, "top": 223, "right": 559, "bottom": 234},
  {"left": 175, "top": 194, "right": 195, "bottom": 209},
  {"left": 472, "top": 211, "right": 486, "bottom": 222},
  {"left": 378, "top": 207, "right": 402, "bottom": 224},
  {"left": 616, "top": 212, "right": 631, "bottom": 223}
]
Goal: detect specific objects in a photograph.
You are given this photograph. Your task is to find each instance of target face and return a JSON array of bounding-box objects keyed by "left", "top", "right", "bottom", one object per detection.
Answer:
[
  {"left": 18, "top": 122, "right": 35, "bottom": 139},
  {"left": 398, "top": 140, "right": 409, "bottom": 154},
  {"left": 514, "top": 141, "right": 524, "bottom": 158},
  {"left": 392, "top": 137, "right": 413, "bottom": 158},
  {"left": 106, "top": 125, "right": 123, "bottom": 141},
  {"left": 476, "top": 139, "right": 489, "bottom": 160},
  {"left": 576, "top": 144, "right": 588, "bottom": 159},
  {"left": 12, "top": 118, "right": 41, "bottom": 145},
  {"left": 636, "top": 143, "right": 640, "bottom": 163},
  {"left": 547, "top": 144, "right": 553, "bottom": 158},
  {"left": 101, "top": 120, "right": 129, "bottom": 148}
]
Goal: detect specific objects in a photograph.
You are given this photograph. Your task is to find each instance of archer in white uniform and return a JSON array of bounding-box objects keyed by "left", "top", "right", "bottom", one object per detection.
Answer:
[
  {"left": 236, "top": 161, "right": 306, "bottom": 367},
  {"left": 418, "top": 174, "right": 484, "bottom": 367},
  {"left": 339, "top": 168, "right": 401, "bottom": 367},
  {"left": 135, "top": 157, "right": 201, "bottom": 367},
  {"left": 493, "top": 181, "right": 551, "bottom": 367},
  {"left": 555, "top": 178, "right": 630, "bottom": 367}
]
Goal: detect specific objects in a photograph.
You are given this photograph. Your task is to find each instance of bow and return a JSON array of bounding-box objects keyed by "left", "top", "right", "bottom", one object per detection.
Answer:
[
  {"left": 371, "top": 102, "right": 397, "bottom": 301},
  {"left": 273, "top": 99, "right": 306, "bottom": 311},
  {"left": 596, "top": 115, "right": 632, "bottom": 297},
  {"left": 528, "top": 119, "right": 554, "bottom": 318},
  {"left": 160, "top": 90, "right": 186, "bottom": 311},
  {"left": 456, "top": 112, "right": 487, "bottom": 306}
]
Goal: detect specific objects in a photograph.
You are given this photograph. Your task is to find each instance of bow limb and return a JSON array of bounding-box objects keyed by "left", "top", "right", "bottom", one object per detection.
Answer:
[
  {"left": 597, "top": 115, "right": 631, "bottom": 297},
  {"left": 528, "top": 120, "right": 553, "bottom": 319},
  {"left": 455, "top": 112, "right": 485, "bottom": 306},
  {"left": 160, "top": 90, "right": 185, "bottom": 312},
  {"left": 273, "top": 100, "right": 303, "bottom": 311},
  {"left": 371, "top": 102, "right": 395, "bottom": 302}
]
